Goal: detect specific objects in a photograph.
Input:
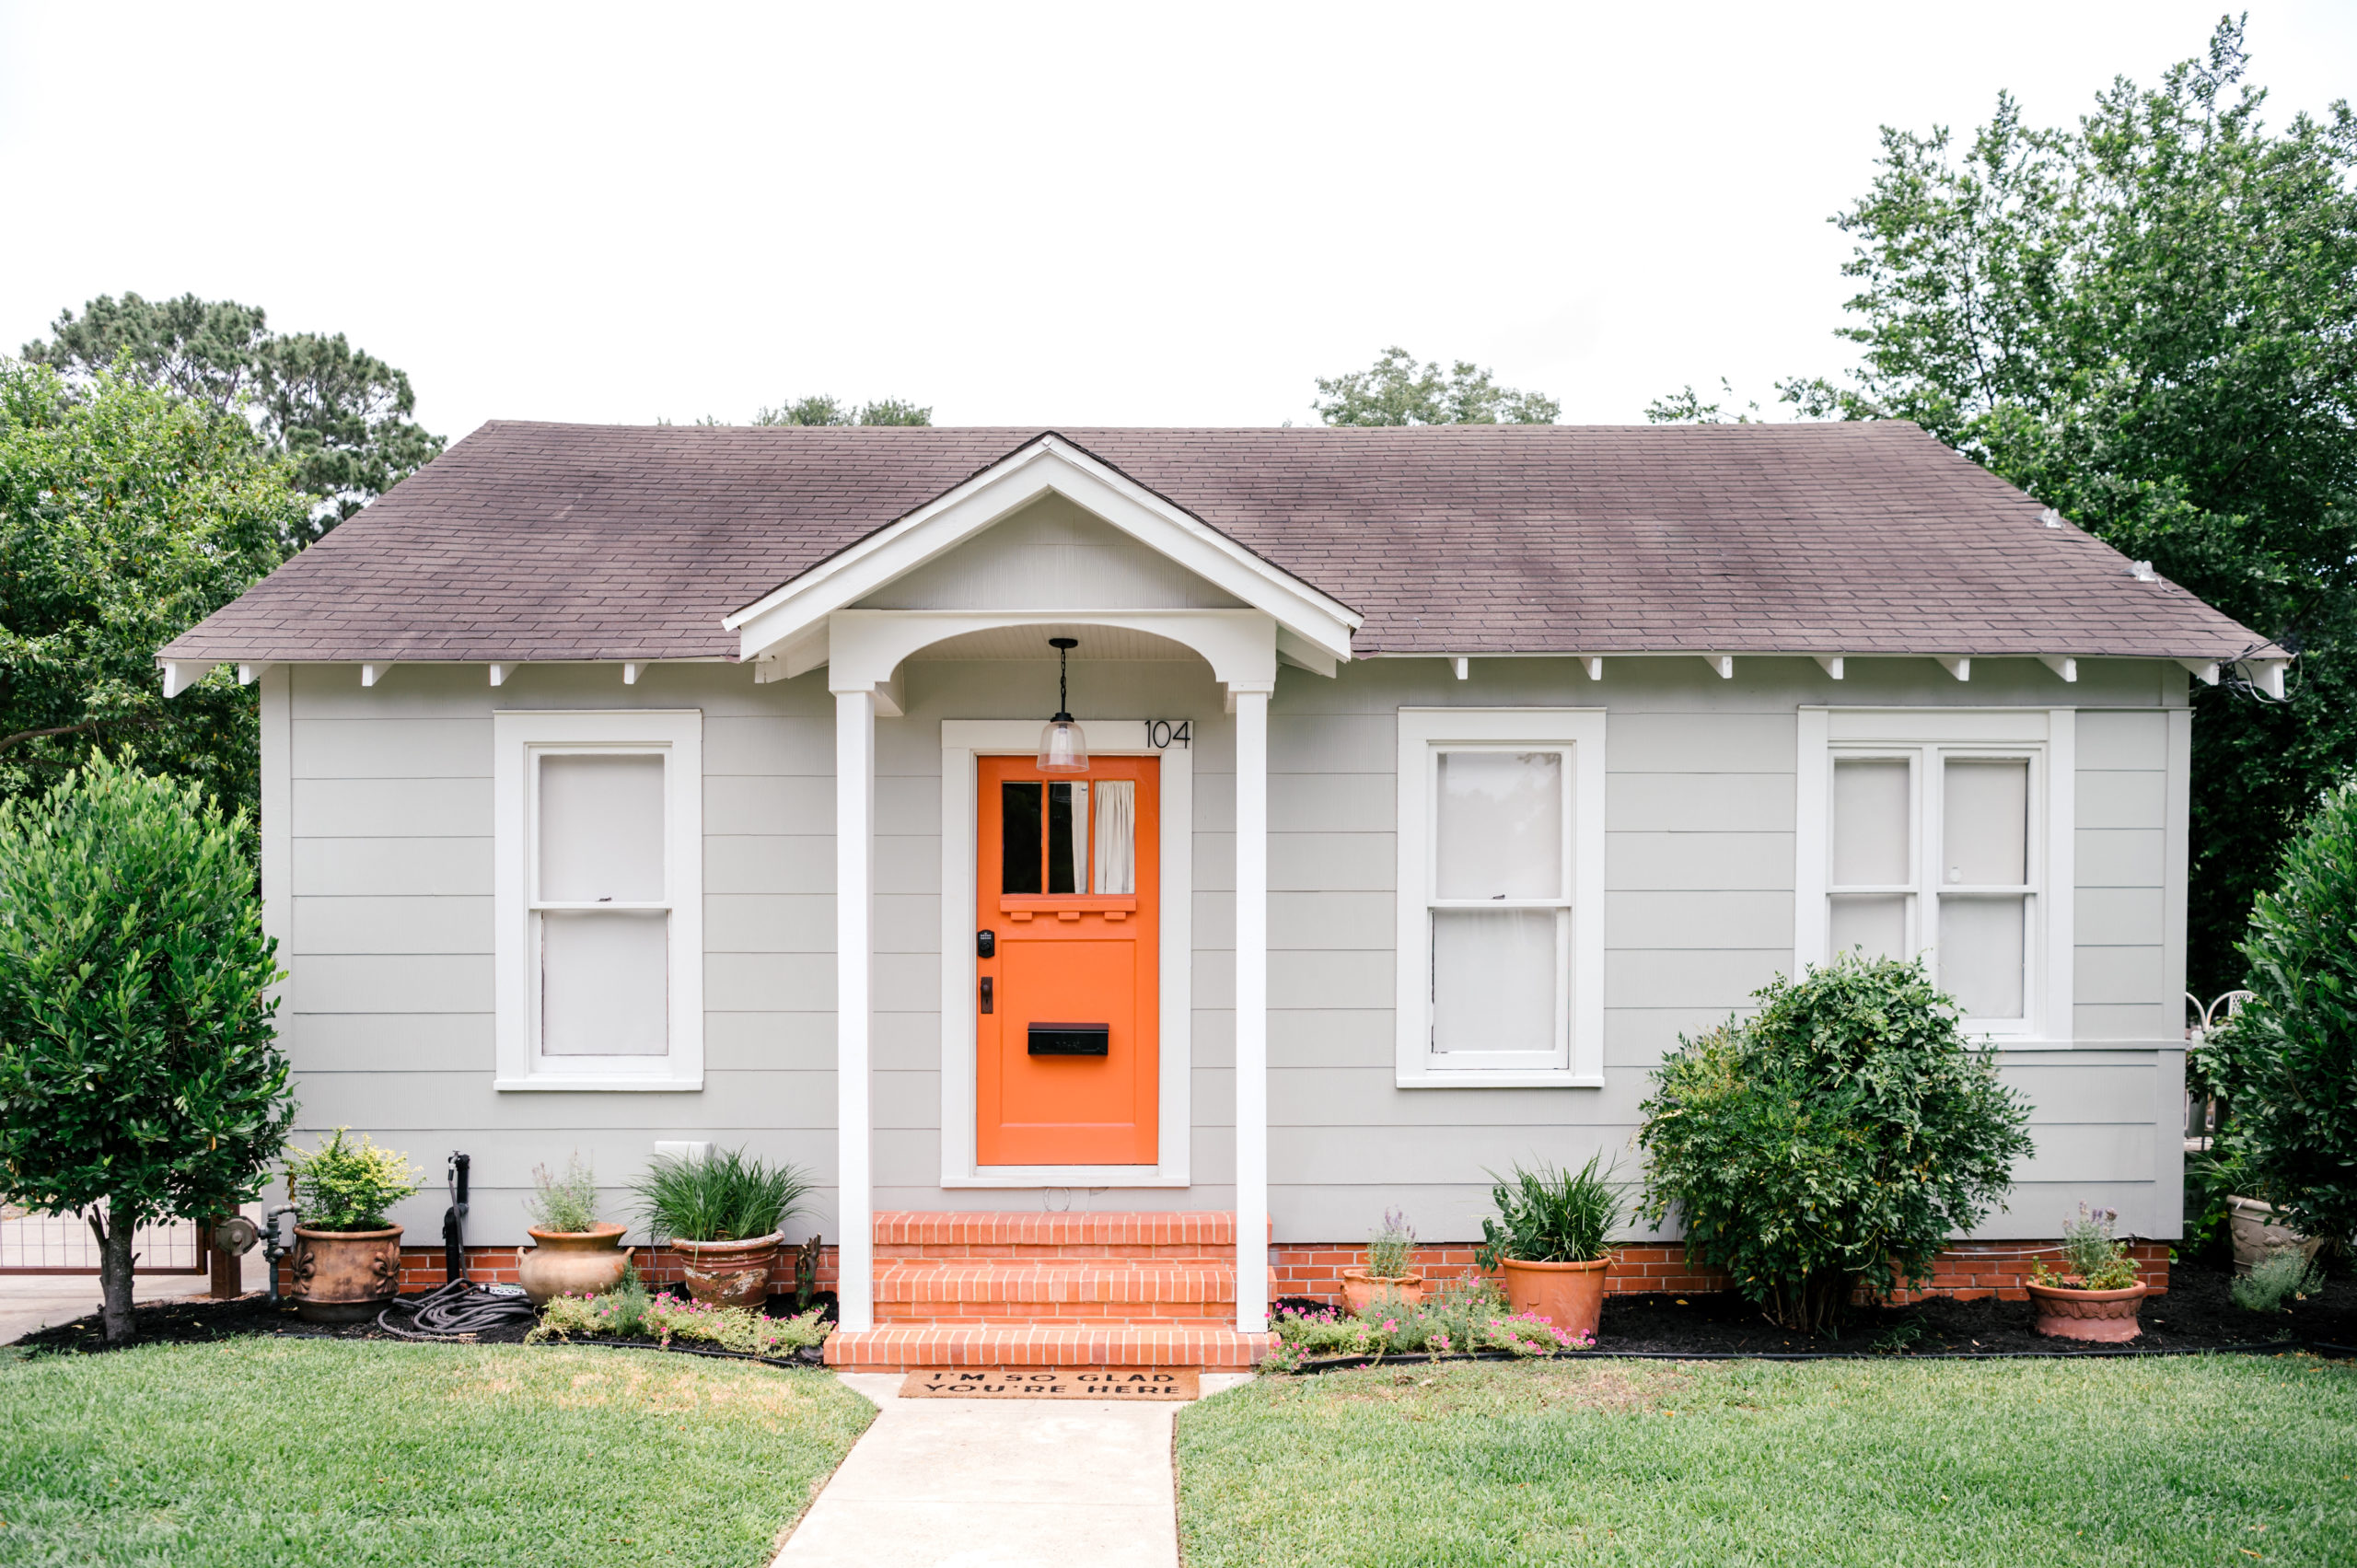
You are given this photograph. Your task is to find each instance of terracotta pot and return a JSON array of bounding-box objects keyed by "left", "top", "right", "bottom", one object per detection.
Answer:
[
  {"left": 672, "top": 1233, "right": 782, "bottom": 1307},
  {"left": 1339, "top": 1270, "right": 1427, "bottom": 1317},
  {"left": 2026, "top": 1281, "right": 2149, "bottom": 1342},
  {"left": 1498, "top": 1257, "right": 1610, "bottom": 1342},
  {"left": 289, "top": 1225, "right": 403, "bottom": 1323},
  {"left": 517, "top": 1224, "right": 631, "bottom": 1305}
]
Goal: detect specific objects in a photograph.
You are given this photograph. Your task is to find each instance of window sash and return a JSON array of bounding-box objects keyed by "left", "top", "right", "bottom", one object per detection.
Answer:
[
  {"left": 1825, "top": 742, "right": 2041, "bottom": 1028},
  {"left": 1422, "top": 743, "right": 1573, "bottom": 1070},
  {"left": 528, "top": 744, "right": 675, "bottom": 1068}
]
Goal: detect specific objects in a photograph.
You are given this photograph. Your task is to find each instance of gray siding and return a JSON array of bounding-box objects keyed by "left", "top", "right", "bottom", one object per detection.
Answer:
[{"left": 272, "top": 650, "right": 2190, "bottom": 1249}]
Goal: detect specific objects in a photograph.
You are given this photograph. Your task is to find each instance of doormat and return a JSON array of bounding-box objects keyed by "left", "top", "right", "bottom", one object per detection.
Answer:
[{"left": 899, "top": 1367, "right": 1200, "bottom": 1400}]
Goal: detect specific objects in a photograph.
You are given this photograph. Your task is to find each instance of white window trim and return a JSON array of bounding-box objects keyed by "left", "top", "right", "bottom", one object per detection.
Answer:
[
  {"left": 1795, "top": 707, "right": 2074, "bottom": 1041},
  {"left": 938, "top": 719, "right": 1193, "bottom": 1187},
  {"left": 493, "top": 709, "right": 704, "bottom": 1090},
  {"left": 1395, "top": 708, "right": 1607, "bottom": 1087}
]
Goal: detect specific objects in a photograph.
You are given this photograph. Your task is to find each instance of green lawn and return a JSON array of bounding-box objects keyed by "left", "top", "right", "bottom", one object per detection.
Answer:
[
  {"left": 1177, "top": 1355, "right": 2357, "bottom": 1567},
  {"left": 0, "top": 1338, "right": 874, "bottom": 1567}
]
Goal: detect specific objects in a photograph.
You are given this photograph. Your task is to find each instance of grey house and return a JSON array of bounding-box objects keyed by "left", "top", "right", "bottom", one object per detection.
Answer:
[{"left": 160, "top": 422, "right": 2276, "bottom": 1369}]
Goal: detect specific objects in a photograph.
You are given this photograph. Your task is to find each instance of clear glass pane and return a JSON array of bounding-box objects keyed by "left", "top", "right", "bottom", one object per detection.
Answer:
[
  {"left": 1001, "top": 782, "right": 1041, "bottom": 895},
  {"left": 1047, "top": 781, "right": 1086, "bottom": 895},
  {"left": 1944, "top": 758, "right": 2028, "bottom": 886},
  {"left": 540, "top": 911, "right": 668, "bottom": 1054},
  {"left": 1940, "top": 896, "right": 2026, "bottom": 1018},
  {"left": 1435, "top": 751, "right": 1562, "bottom": 900},
  {"left": 1832, "top": 758, "right": 1910, "bottom": 887},
  {"left": 1093, "top": 780, "right": 1135, "bottom": 896},
  {"left": 1829, "top": 894, "right": 1909, "bottom": 962},
  {"left": 539, "top": 753, "right": 666, "bottom": 903},
  {"left": 1431, "top": 909, "right": 1559, "bottom": 1053}
]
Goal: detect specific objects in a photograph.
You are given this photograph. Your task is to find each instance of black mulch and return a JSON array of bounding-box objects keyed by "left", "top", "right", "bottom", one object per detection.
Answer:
[
  {"left": 8, "top": 1283, "right": 840, "bottom": 1365},
  {"left": 1276, "top": 1261, "right": 2357, "bottom": 1361}
]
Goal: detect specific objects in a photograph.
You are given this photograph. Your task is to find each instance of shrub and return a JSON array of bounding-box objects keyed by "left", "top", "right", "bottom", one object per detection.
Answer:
[
  {"left": 1364, "top": 1208, "right": 1416, "bottom": 1280},
  {"left": 1472, "top": 1155, "right": 1623, "bottom": 1269},
  {"left": 2031, "top": 1203, "right": 2140, "bottom": 1291},
  {"left": 529, "top": 1286, "right": 830, "bottom": 1358},
  {"left": 630, "top": 1145, "right": 811, "bottom": 1244},
  {"left": 0, "top": 754, "right": 296, "bottom": 1343},
  {"left": 2232, "top": 1248, "right": 2324, "bottom": 1313},
  {"left": 1637, "top": 954, "right": 2034, "bottom": 1335},
  {"left": 526, "top": 1153, "right": 603, "bottom": 1234},
  {"left": 2200, "top": 783, "right": 2357, "bottom": 1249},
  {"left": 1260, "top": 1280, "right": 1594, "bottom": 1372},
  {"left": 285, "top": 1129, "right": 424, "bottom": 1230}
]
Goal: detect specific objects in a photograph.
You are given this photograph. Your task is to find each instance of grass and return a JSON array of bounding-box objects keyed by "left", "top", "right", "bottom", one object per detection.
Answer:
[
  {"left": 0, "top": 1338, "right": 875, "bottom": 1567},
  {"left": 1176, "top": 1355, "right": 2357, "bottom": 1567}
]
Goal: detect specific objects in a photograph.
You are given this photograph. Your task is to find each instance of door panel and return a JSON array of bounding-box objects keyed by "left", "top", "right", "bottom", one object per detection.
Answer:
[{"left": 976, "top": 754, "right": 1158, "bottom": 1166}]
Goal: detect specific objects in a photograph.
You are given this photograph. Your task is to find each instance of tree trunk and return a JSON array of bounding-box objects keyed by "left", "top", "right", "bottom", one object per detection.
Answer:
[{"left": 97, "top": 1195, "right": 139, "bottom": 1344}]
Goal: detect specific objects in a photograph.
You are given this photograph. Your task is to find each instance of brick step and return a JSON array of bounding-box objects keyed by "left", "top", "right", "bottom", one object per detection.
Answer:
[
  {"left": 824, "top": 1325, "right": 1276, "bottom": 1373},
  {"left": 873, "top": 1210, "right": 1237, "bottom": 1256},
  {"left": 875, "top": 1260, "right": 1237, "bottom": 1307}
]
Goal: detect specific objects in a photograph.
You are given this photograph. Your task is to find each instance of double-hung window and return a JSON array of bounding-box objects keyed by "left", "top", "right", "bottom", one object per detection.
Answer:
[
  {"left": 494, "top": 710, "right": 703, "bottom": 1089},
  {"left": 1395, "top": 708, "right": 1605, "bottom": 1086},
  {"left": 1800, "top": 709, "right": 2073, "bottom": 1038}
]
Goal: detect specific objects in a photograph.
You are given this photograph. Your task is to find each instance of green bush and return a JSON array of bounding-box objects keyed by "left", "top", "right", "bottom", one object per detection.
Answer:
[
  {"left": 529, "top": 1287, "right": 830, "bottom": 1358},
  {"left": 631, "top": 1146, "right": 811, "bottom": 1244},
  {"left": 0, "top": 753, "right": 295, "bottom": 1343},
  {"left": 1261, "top": 1279, "right": 1592, "bottom": 1371},
  {"left": 2232, "top": 1248, "right": 2324, "bottom": 1313},
  {"left": 525, "top": 1153, "right": 603, "bottom": 1234},
  {"left": 1636, "top": 955, "right": 2034, "bottom": 1335},
  {"left": 285, "top": 1129, "right": 424, "bottom": 1231},
  {"left": 2200, "top": 783, "right": 2357, "bottom": 1249},
  {"left": 1473, "top": 1155, "right": 1623, "bottom": 1268}
]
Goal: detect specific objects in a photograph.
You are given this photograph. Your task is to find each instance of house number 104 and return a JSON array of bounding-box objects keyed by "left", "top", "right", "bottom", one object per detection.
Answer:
[{"left": 1146, "top": 720, "right": 1191, "bottom": 750}]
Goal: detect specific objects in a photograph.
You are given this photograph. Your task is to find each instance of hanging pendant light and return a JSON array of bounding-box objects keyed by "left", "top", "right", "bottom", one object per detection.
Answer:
[{"left": 1037, "top": 636, "right": 1089, "bottom": 773}]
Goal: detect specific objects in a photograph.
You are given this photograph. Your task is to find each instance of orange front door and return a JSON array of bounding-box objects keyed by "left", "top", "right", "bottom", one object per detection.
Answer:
[{"left": 976, "top": 754, "right": 1159, "bottom": 1166}]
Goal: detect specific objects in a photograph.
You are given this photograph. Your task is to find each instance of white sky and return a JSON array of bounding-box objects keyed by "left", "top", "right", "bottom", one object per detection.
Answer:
[{"left": 2, "top": 2, "right": 2351, "bottom": 440}]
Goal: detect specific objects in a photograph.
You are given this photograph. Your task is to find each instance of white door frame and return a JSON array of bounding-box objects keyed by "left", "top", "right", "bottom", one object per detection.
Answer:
[{"left": 938, "top": 719, "right": 1194, "bottom": 1188}]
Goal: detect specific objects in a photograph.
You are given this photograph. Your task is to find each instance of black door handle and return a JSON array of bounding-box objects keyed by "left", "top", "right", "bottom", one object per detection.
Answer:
[{"left": 979, "top": 976, "right": 993, "bottom": 1014}]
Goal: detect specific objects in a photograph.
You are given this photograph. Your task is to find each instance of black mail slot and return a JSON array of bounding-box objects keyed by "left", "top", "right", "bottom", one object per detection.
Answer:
[{"left": 1028, "top": 1022, "right": 1109, "bottom": 1057}]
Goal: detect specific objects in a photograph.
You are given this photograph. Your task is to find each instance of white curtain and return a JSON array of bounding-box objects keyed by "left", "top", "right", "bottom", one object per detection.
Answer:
[
  {"left": 1093, "top": 780, "right": 1135, "bottom": 895},
  {"left": 536, "top": 751, "right": 668, "bottom": 1054},
  {"left": 540, "top": 912, "right": 669, "bottom": 1054},
  {"left": 1435, "top": 751, "right": 1562, "bottom": 899},
  {"left": 1831, "top": 758, "right": 1910, "bottom": 887},
  {"left": 539, "top": 752, "right": 665, "bottom": 901},
  {"left": 1432, "top": 909, "right": 1558, "bottom": 1052}
]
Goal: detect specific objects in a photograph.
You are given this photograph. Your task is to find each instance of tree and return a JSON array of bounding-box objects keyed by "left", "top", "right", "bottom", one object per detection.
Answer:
[
  {"left": 1313, "top": 346, "right": 1559, "bottom": 426},
  {"left": 750, "top": 395, "right": 933, "bottom": 426},
  {"left": 2199, "top": 783, "right": 2357, "bottom": 1249},
  {"left": 0, "top": 363, "right": 303, "bottom": 813},
  {"left": 1637, "top": 956, "right": 2033, "bottom": 1334},
  {"left": 1643, "top": 377, "right": 1761, "bottom": 424},
  {"left": 22, "top": 292, "right": 445, "bottom": 540},
  {"left": 1778, "top": 18, "right": 2357, "bottom": 994},
  {"left": 0, "top": 754, "right": 295, "bottom": 1343}
]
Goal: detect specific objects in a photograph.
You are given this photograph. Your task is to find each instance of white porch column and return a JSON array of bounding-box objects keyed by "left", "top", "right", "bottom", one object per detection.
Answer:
[
  {"left": 834, "top": 689, "right": 877, "bottom": 1330},
  {"left": 1233, "top": 688, "right": 1271, "bottom": 1334}
]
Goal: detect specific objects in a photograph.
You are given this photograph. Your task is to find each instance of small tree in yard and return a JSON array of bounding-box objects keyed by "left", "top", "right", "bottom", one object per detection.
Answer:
[
  {"left": 2201, "top": 783, "right": 2357, "bottom": 1251},
  {"left": 1637, "top": 955, "right": 2034, "bottom": 1334},
  {"left": 0, "top": 754, "right": 294, "bottom": 1343}
]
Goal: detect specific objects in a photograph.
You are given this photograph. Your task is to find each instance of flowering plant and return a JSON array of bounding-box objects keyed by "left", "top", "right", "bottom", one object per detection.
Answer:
[
  {"left": 2029, "top": 1203, "right": 2141, "bottom": 1292},
  {"left": 529, "top": 1279, "right": 830, "bottom": 1358},
  {"left": 1260, "top": 1280, "right": 1595, "bottom": 1372},
  {"left": 1364, "top": 1208, "right": 1417, "bottom": 1280}
]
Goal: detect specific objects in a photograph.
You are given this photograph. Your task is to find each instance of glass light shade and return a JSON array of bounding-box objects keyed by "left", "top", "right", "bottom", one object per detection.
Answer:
[{"left": 1038, "top": 717, "right": 1089, "bottom": 773}]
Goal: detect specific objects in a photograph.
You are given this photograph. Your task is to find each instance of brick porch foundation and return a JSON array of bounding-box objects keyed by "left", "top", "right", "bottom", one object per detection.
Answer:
[{"left": 281, "top": 1243, "right": 842, "bottom": 1296}]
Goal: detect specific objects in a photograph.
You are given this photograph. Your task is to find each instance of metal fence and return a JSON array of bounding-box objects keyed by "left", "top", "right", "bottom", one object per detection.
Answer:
[{"left": 0, "top": 1206, "right": 206, "bottom": 1274}]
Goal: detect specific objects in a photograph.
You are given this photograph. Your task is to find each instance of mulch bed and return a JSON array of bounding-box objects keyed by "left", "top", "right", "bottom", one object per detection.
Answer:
[
  {"left": 7, "top": 1284, "right": 839, "bottom": 1364},
  {"left": 1277, "top": 1260, "right": 2357, "bottom": 1364}
]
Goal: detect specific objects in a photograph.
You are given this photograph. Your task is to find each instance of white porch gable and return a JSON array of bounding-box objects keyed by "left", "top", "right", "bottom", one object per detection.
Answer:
[{"left": 724, "top": 434, "right": 1354, "bottom": 1338}]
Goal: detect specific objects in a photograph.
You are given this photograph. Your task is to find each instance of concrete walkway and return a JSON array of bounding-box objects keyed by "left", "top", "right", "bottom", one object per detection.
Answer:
[
  {"left": 773, "top": 1371, "right": 1250, "bottom": 1568},
  {"left": 0, "top": 1268, "right": 230, "bottom": 1345}
]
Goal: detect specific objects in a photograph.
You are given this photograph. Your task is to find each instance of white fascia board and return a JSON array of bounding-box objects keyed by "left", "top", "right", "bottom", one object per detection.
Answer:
[{"left": 725, "top": 436, "right": 1359, "bottom": 666}]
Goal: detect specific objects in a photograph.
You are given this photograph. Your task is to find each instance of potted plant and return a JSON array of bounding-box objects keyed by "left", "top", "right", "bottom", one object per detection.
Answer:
[
  {"left": 1474, "top": 1155, "right": 1622, "bottom": 1340},
  {"left": 284, "top": 1129, "right": 424, "bottom": 1323},
  {"left": 631, "top": 1146, "right": 811, "bottom": 1307},
  {"left": 2026, "top": 1203, "right": 2149, "bottom": 1342},
  {"left": 517, "top": 1153, "right": 629, "bottom": 1305},
  {"left": 1341, "top": 1208, "right": 1425, "bottom": 1315}
]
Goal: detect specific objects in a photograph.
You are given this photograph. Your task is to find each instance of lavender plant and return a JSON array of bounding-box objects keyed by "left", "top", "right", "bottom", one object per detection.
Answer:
[
  {"left": 1364, "top": 1208, "right": 1416, "bottom": 1280},
  {"left": 2032, "top": 1202, "right": 2141, "bottom": 1291}
]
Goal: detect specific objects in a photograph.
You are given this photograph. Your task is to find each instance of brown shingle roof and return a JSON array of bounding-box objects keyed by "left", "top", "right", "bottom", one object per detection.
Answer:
[{"left": 161, "top": 420, "right": 2271, "bottom": 664}]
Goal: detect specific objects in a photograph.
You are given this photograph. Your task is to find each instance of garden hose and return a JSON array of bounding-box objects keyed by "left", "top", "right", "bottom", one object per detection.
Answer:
[{"left": 377, "top": 1280, "right": 540, "bottom": 1341}]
